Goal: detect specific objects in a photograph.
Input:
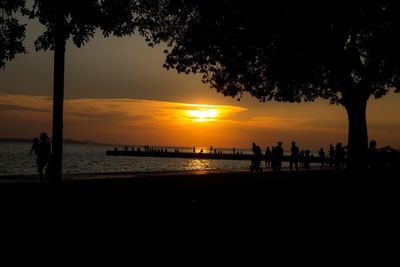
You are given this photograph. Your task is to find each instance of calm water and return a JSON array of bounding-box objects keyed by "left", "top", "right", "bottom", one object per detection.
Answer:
[{"left": 0, "top": 142, "right": 255, "bottom": 176}]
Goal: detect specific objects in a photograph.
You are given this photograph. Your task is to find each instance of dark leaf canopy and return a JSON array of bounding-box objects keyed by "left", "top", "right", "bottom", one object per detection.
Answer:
[
  {"left": 28, "top": 0, "right": 140, "bottom": 50},
  {"left": 0, "top": 0, "right": 26, "bottom": 68},
  {"left": 136, "top": 0, "right": 400, "bottom": 104}
]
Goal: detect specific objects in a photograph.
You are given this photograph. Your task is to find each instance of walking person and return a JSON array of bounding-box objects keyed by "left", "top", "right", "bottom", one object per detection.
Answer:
[{"left": 36, "top": 132, "right": 51, "bottom": 183}]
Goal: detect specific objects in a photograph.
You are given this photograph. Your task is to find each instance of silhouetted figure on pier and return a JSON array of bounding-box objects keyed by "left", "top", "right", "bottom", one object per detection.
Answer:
[
  {"left": 318, "top": 148, "right": 325, "bottom": 168},
  {"left": 290, "top": 141, "right": 299, "bottom": 171},
  {"left": 210, "top": 146, "right": 213, "bottom": 153},
  {"left": 233, "top": 147, "right": 236, "bottom": 154},
  {"left": 265, "top": 147, "right": 272, "bottom": 168},
  {"left": 37, "top": 132, "right": 51, "bottom": 183},
  {"left": 335, "top": 142, "right": 346, "bottom": 170},
  {"left": 199, "top": 148, "right": 204, "bottom": 154},
  {"left": 368, "top": 140, "right": 379, "bottom": 171},
  {"left": 273, "top": 142, "right": 284, "bottom": 172},
  {"left": 193, "top": 146, "right": 196, "bottom": 153},
  {"left": 251, "top": 143, "right": 262, "bottom": 172}
]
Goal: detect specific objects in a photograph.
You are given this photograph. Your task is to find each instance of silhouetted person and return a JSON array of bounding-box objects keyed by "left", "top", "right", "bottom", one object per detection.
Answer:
[
  {"left": 318, "top": 148, "right": 325, "bottom": 168},
  {"left": 29, "top": 138, "right": 39, "bottom": 156},
  {"left": 37, "top": 132, "right": 51, "bottom": 182},
  {"left": 290, "top": 141, "right": 299, "bottom": 171},
  {"left": 299, "top": 150, "right": 305, "bottom": 167},
  {"left": 210, "top": 146, "right": 213, "bottom": 153},
  {"left": 193, "top": 146, "right": 196, "bottom": 153},
  {"left": 271, "top": 146, "right": 276, "bottom": 170},
  {"left": 265, "top": 147, "right": 272, "bottom": 168},
  {"left": 368, "top": 140, "right": 379, "bottom": 171},
  {"left": 233, "top": 147, "right": 236, "bottom": 154},
  {"left": 274, "top": 142, "right": 284, "bottom": 172},
  {"left": 329, "top": 144, "right": 335, "bottom": 167},
  {"left": 335, "top": 142, "right": 345, "bottom": 170},
  {"left": 304, "top": 150, "right": 311, "bottom": 169},
  {"left": 251, "top": 142, "right": 262, "bottom": 172},
  {"left": 199, "top": 148, "right": 204, "bottom": 154}
]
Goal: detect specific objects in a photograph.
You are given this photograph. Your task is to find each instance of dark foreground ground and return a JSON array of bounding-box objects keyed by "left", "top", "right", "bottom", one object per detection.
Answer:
[{"left": 0, "top": 168, "right": 399, "bottom": 259}]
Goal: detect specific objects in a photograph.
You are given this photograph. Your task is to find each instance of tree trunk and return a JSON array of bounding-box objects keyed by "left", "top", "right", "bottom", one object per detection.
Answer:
[
  {"left": 343, "top": 96, "right": 369, "bottom": 173},
  {"left": 52, "top": 5, "right": 65, "bottom": 181}
]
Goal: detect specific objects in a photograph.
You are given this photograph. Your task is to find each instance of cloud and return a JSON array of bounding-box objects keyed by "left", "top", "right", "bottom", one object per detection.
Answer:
[
  {"left": 0, "top": 94, "right": 52, "bottom": 112},
  {"left": 0, "top": 104, "right": 48, "bottom": 113},
  {"left": 232, "top": 116, "right": 313, "bottom": 129}
]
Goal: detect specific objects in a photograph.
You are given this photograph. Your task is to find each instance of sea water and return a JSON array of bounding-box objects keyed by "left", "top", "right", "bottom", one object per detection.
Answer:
[{"left": 0, "top": 142, "right": 255, "bottom": 176}]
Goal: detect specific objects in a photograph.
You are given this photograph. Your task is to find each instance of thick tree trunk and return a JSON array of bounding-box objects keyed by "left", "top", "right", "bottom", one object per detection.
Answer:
[
  {"left": 52, "top": 6, "right": 65, "bottom": 181},
  {"left": 343, "top": 97, "right": 369, "bottom": 173}
]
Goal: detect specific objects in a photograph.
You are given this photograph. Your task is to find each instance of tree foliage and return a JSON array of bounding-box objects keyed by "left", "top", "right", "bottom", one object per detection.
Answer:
[
  {"left": 24, "top": 0, "right": 138, "bottom": 51},
  {"left": 0, "top": 0, "right": 26, "bottom": 68},
  {"left": 136, "top": 0, "right": 400, "bottom": 105},
  {"left": 134, "top": 0, "right": 400, "bottom": 171}
]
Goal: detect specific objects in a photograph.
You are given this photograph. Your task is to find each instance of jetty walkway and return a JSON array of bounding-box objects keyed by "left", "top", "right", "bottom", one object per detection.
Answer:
[{"left": 105, "top": 150, "right": 326, "bottom": 163}]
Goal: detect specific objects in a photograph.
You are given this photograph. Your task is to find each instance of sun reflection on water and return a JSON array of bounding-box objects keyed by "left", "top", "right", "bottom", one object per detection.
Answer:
[{"left": 184, "top": 159, "right": 213, "bottom": 171}]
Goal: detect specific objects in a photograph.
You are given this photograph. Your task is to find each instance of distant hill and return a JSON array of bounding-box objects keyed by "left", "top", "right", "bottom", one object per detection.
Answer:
[
  {"left": 0, "top": 138, "right": 110, "bottom": 146},
  {"left": 0, "top": 138, "right": 32, "bottom": 143}
]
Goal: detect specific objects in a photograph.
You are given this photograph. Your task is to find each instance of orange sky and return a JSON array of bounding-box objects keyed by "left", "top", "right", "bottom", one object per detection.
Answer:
[
  {"left": 1, "top": 93, "right": 399, "bottom": 151},
  {"left": 1, "top": 19, "right": 400, "bottom": 151}
]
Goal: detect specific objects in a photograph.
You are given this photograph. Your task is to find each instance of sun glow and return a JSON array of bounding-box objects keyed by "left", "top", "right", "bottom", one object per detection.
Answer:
[{"left": 187, "top": 108, "right": 219, "bottom": 122}]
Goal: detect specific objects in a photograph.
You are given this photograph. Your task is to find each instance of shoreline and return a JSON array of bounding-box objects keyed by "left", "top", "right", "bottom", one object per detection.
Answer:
[{"left": 0, "top": 166, "right": 343, "bottom": 183}]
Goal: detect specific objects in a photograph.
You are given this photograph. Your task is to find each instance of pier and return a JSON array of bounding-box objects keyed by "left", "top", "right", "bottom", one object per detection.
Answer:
[{"left": 105, "top": 150, "right": 327, "bottom": 163}]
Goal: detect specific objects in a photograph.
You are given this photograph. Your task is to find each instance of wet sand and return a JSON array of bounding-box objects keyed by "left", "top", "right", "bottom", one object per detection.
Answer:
[{"left": 0, "top": 168, "right": 398, "bottom": 253}]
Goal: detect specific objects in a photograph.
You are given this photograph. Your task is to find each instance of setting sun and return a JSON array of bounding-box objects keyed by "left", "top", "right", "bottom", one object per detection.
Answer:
[{"left": 187, "top": 108, "right": 219, "bottom": 122}]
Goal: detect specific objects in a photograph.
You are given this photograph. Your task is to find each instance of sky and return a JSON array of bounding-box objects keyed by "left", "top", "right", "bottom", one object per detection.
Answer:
[{"left": 1, "top": 17, "right": 400, "bottom": 151}]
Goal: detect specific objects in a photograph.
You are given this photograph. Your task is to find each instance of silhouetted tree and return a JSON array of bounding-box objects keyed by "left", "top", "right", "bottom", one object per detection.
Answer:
[
  {"left": 0, "top": 0, "right": 26, "bottom": 68},
  {"left": 1, "top": 0, "right": 139, "bottom": 180},
  {"left": 136, "top": 0, "right": 400, "bottom": 171},
  {"left": 25, "top": 0, "right": 137, "bottom": 180}
]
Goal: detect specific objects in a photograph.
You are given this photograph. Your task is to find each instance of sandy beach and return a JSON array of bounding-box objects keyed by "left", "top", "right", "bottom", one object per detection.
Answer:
[{"left": 1, "top": 167, "right": 398, "bottom": 253}]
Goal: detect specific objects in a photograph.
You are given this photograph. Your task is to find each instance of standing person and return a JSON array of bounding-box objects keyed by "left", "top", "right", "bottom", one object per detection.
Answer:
[
  {"left": 274, "top": 142, "right": 284, "bottom": 172},
  {"left": 37, "top": 132, "right": 51, "bottom": 183},
  {"left": 270, "top": 146, "right": 276, "bottom": 171},
  {"left": 329, "top": 144, "right": 335, "bottom": 167},
  {"left": 318, "top": 148, "right": 326, "bottom": 168},
  {"left": 251, "top": 142, "right": 262, "bottom": 172},
  {"left": 335, "top": 142, "right": 345, "bottom": 170},
  {"left": 290, "top": 141, "right": 299, "bottom": 171},
  {"left": 265, "top": 147, "right": 272, "bottom": 168}
]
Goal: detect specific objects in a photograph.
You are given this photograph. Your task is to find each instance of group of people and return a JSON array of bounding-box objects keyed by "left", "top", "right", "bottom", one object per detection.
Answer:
[
  {"left": 29, "top": 132, "right": 51, "bottom": 182},
  {"left": 251, "top": 140, "right": 380, "bottom": 172},
  {"left": 253, "top": 142, "right": 286, "bottom": 172}
]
